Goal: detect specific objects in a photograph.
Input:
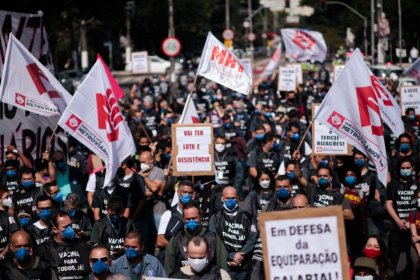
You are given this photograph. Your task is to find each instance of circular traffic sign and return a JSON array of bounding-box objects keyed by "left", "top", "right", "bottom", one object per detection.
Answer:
[
  {"left": 222, "top": 29, "right": 234, "bottom": 40},
  {"left": 161, "top": 37, "right": 182, "bottom": 57},
  {"left": 247, "top": 32, "right": 256, "bottom": 41}
]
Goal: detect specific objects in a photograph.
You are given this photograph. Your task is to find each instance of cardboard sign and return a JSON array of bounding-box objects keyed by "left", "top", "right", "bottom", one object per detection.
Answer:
[
  {"left": 131, "top": 51, "right": 149, "bottom": 74},
  {"left": 259, "top": 206, "right": 349, "bottom": 280},
  {"left": 400, "top": 85, "right": 420, "bottom": 116},
  {"left": 312, "top": 103, "right": 352, "bottom": 155},
  {"left": 172, "top": 123, "right": 214, "bottom": 176},
  {"left": 287, "top": 63, "right": 303, "bottom": 84},
  {"left": 334, "top": 65, "right": 345, "bottom": 81},
  {"left": 278, "top": 67, "right": 297, "bottom": 91}
]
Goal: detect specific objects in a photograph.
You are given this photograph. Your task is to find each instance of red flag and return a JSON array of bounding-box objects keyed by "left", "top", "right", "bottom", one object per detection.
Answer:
[{"left": 96, "top": 54, "right": 124, "bottom": 100}]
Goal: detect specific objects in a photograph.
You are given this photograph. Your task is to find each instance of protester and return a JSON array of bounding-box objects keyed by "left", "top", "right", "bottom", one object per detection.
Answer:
[{"left": 89, "top": 245, "right": 112, "bottom": 280}]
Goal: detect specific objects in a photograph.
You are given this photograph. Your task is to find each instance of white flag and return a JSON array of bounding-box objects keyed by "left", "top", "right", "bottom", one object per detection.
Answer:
[
  {"left": 197, "top": 32, "right": 252, "bottom": 95},
  {"left": 179, "top": 94, "right": 200, "bottom": 124},
  {"left": 262, "top": 43, "right": 282, "bottom": 77},
  {"left": 58, "top": 60, "right": 136, "bottom": 187},
  {"left": 0, "top": 34, "right": 71, "bottom": 116},
  {"left": 402, "top": 57, "right": 420, "bottom": 83},
  {"left": 315, "top": 49, "right": 404, "bottom": 186},
  {"left": 281, "top": 28, "right": 327, "bottom": 62}
]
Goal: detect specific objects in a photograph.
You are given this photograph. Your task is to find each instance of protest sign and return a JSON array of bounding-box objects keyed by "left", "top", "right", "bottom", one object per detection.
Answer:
[
  {"left": 400, "top": 85, "right": 420, "bottom": 115},
  {"left": 334, "top": 65, "right": 345, "bottom": 82},
  {"left": 171, "top": 123, "right": 214, "bottom": 176},
  {"left": 278, "top": 67, "right": 296, "bottom": 91},
  {"left": 132, "top": 51, "right": 149, "bottom": 74},
  {"left": 287, "top": 63, "right": 303, "bottom": 84},
  {"left": 259, "top": 206, "right": 349, "bottom": 280},
  {"left": 312, "top": 104, "right": 351, "bottom": 155}
]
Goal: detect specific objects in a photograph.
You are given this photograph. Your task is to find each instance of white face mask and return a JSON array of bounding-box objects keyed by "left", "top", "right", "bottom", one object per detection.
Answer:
[
  {"left": 140, "top": 163, "right": 152, "bottom": 172},
  {"left": 2, "top": 197, "right": 12, "bottom": 208},
  {"left": 188, "top": 257, "right": 208, "bottom": 273},
  {"left": 215, "top": 144, "right": 225, "bottom": 153},
  {"left": 260, "top": 180, "right": 271, "bottom": 189},
  {"left": 417, "top": 198, "right": 420, "bottom": 208},
  {"left": 355, "top": 276, "right": 373, "bottom": 280}
]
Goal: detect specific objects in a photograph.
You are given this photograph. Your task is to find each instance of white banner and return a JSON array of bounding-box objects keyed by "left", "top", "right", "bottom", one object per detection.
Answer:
[
  {"left": 402, "top": 57, "right": 420, "bottom": 84},
  {"left": 263, "top": 44, "right": 281, "bottom": 77},
  {"left": 315, "top": 49, "right": 404, "bottom": 186},
  {"left": 0, "top": 34, "right": 71, "bottom": 116},
  {"left": 0, "top": 10, "right": 53, "bottom": 73},
  {"left": 400, "top": 86, "right": 420, "bottom": 115},
  {"left": 278, "top": 67, "right": 296, "bottom": 91},
  {"left": 281, "top": 28, "right": 327, "bottom": 62},
  {"left": 132, "top": 51, "right": 149, "bottom": 74},
  {"left": 58, "top": 60, "right": 136, "bottom": 187},
  {"left": 197, "top": 32, "right": 252, "bottom": 95}
]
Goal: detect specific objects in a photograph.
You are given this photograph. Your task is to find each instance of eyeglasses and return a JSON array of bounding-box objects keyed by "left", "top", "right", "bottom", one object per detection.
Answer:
[{"left": 90, "top": 257, "right": 109, "bottom": 263}]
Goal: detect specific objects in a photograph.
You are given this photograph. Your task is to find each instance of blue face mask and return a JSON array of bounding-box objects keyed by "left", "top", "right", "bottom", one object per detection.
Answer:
[
  {"left": 164, "top": 153, "right": 171, "bottom": 159},
  {"left": 224, "top": 198, "right": 238, "bottom": 211},
  {"left": 167, "top": 118, "right": 173, "bottom": 125},
  {"left": 291, "top": 133, "right": 300, "bottom": 142},
  {"left": 264, "top": 112, "right": 271, "bottom": 119},
  {"left": 53, "top": 192, "right": 63, "bottom": 203},
  {"left": 110, "top": 215, "right": 121, "bottom": 226},
  {"left": 92, "top": 259, "right": 109, "bottom": 275},
  {"left": 6, "top": 170, "right": 17, "bottom": 179},
  {"left": 68, "top": 209, "right": 76, "bottom": 217},
  {"left": 224, "top": 123, "right": 233, "bottom": 129},
  {"left": 276, "top": 188, "right": 290, "bottom": 201},
  {"left": 62, "top": 226, "right": 75, "bottom": 240},
  {"left": 15, "top": 247, "right": 30, "bottom": 263},
  {"left": 318, "top": 177, "right": 330, "bottom": 188},
  {"left": 19, "top": 217, "right": 31, "bottom": 228},
  {"left": 287, "top": 172, "right": 296, "bottom": 181},
  {"left": 254, "top": 109, "right": 261, "bottom": 115},
  {"left": 408, "top": 115, "right": 416, "bottom": 121},
  {"left": 180, "top": 194, "right": 192, "bottom": 205},
  {"left": 125, "top": 247, "right": 140, "bottom": 261},
  {"left": 345, "top": 175, "right": 357, "bottom": 186},
  {"left": 22, "top": 181, "right": 34, "bottom": 189},
  {"left": 400, "top": 143, "right": 410, "bottom": 153},
  {"left": 400, "top": 168, "right": 412, "bottom": 177},
  {"left": 272, "top": 142, "right": 280, "bottom": 151},
  {"left": 354, "top": 159, "right": 364, "bottom": 168},
  {"left": 256, "top": 133, "right": 264, "bottom": 141},
  {"left": 185, "top": 219, "right": 200, "bottom": 233},
  {"left": 319, "top": 160, "right": 329, "bottom": 168},
  {"left": 39, "top": 209, "right": 52, "bottom": 221}
]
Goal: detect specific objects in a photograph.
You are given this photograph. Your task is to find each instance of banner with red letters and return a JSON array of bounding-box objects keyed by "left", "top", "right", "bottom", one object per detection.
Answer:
[{"left": 281, "top": 28, "right": 327, "bottom": 62}]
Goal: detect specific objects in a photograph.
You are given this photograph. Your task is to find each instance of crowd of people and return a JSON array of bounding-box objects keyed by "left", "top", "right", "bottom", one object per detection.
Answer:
[{"left": 0, "top": 61, "right": 419, "bottom": 280}]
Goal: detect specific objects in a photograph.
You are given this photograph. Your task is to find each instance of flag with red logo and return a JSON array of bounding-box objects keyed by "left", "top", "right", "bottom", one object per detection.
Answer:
[
  {"left": 197, "top": 32, "right": 252, "bottom": 95},
  {"left": 57, "top": 60, "right": 136, "bottom": 187},
  {"left": 281, "top": 28, "right": 327, "bottom": 62},
  {"left": 262, "top": 43, "right": 282, "bottom": 77},
  {"left": 0, "top": 34, "right": 71, "bottom": 116},
  {"left": 402, "top": 57, "right": 420, "bottom": 84},
  {"left": 314, "top": 48, "right": 404, "bottom": 186},
  {"left": 96, "top": 54, "right": 124, "bottom": 100},
  {"left": 179, "top": 94, "right": 200, "bottom": 124}
]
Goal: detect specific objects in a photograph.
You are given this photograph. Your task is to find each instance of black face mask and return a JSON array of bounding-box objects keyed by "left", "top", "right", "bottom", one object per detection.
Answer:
[{"left": 116, "top": 167, "right": 125, "bottom": 178}]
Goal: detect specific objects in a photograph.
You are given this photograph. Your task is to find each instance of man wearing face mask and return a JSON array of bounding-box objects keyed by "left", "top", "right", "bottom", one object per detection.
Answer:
[
  {"left": 390, "top": 133, "right": 420, "bottom": 178},
  {"left": 0, "top": 189, "right": 18, "bottom": 262},
  {"left": 293, "top": 151, "right": 354, "bottom": 220},
  {"left": 91, "top": 196, "right": 136, "bottom": 258},
  {"left": 209, "top": 187, "right": 258, "bottom": 280},
  {"left": 36, "top": 211, "right": 91, "bottom": 279},
  {"left": 89, "top": 245, "right": 112, "bottom": 280},
  {"left": 0, "top": 230, "right": 55, "bottom": 279},
  {"left": 165, "top": 202, "right": 227, "bottom": 276},
  {"left": 64, "top": 194, "right": 92, "bottom": 241},
  {"left": 352, "top": 257, "right": 378, "bottom": 280},
  {"left": 157, "top": 181, "right": 194, "bottom": 264},
  {"left": 264, "top": 175, "right": 294, "bottom": 211},
  {"left": 138, "top": 150, "right": 165, "bottom": 198},
  {"left": 111, "top": 231, "right": 166, "bottom": 278},
  {"left": 13, "top": 168, "right": 42, "bottom": 218},
  {"left": 2, "top": 159, "right": 21, "bottom": 197},
  {"left": 170, "top": 236, "right": 231, "bottom": 279},
  {"left": 27, "top": 196, "right": 53, "bottom": 248},
  {"left": 278, "top": 121, "right": 311, "bottom": 164}
]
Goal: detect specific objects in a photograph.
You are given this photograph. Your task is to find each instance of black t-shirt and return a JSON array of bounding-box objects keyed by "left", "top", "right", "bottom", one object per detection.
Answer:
[
  {"left": 306, "top": 183, "right": 350, "bottom": 209},
  {"left": 13, "top": 187, "right": 43, "bottom": 218},
  {"left": 92, "top": 186, "right": 132, "bottom": 219},
  {"left": 0, "top": 211, "right": 18, "bottom": 253},
  {"left": 27, "top": 222, "right": 52, "bottom": 248},
  {"left": 386, "top": 178, "right": 419, "bottom": 219},
  {"left": 0, "top": 256, "right": 54, "bottom": 280}
]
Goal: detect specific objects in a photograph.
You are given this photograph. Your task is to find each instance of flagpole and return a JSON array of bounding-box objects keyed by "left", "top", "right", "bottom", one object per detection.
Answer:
[
  {"left": 45, "top": 125, "right": 58, "bottom": 152},
  {"left": 296, "top": 122, "right": 312, "bottom": 152},
  {"left": 139, "top": 122, "right": 153, "bottom": 144}
]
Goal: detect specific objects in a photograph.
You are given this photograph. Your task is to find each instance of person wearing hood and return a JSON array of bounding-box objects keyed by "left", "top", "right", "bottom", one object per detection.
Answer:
[
  {"left": 165, "top": 202, "right": 227, "bottom": 276},
  {"left": 209, "top": 187, "right": 257, "bottom": 280}
]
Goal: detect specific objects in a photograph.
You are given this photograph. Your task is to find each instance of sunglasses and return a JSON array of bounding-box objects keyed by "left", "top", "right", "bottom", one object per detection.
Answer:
[{"left": 90, "top": 257, "right": 109, "bottom": 263}]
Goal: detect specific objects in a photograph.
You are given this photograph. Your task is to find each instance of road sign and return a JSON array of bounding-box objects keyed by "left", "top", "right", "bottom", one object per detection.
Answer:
[
  {"left": 161, "top": 37, "right": 182, "bottom": 57},
  {"left": 222, "top": 29, "right": 234, "bottom": 40},
  {"left": 248, "top": 32, "right": 256, "bottom": 41}
]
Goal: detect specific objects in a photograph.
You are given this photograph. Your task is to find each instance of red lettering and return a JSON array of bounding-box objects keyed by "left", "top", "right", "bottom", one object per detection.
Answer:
[
  {"left": 370, "top": 75, "right": 392, "bottom": 106},
  {"left": 96, "top": 88, "right": 123, "bottom": 141},
  {"left": 26, "top": 63, "right": 59, "bottom": 98},
  {"left": 210, "top": 46, "right": 227, "bottom": 64}
]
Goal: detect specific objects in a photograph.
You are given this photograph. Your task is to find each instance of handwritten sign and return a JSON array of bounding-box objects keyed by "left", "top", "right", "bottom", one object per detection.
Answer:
[
  {"left": 132, "top": 51, "right": 149, "bottom": 74},
  {"left": 172, "top": 124, "right": 214, "bottom": 176},
  {"left": 287, "top": 63, "right": 303, "bottom": 84},
  {"left": 400, "top": 86, "right": 420, "bottom": 116},
  {"left": 278, "top": 67, "right": 297, "bottom": 92},
  {"left": 259, "top": 206, "right": 349, "bottom": 280}
]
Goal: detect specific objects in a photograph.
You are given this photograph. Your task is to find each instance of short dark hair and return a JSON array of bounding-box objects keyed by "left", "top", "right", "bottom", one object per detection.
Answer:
[
  {"left": 107, "top": 196, "right": 124, "bottom": 214},
  {"left": 51, "top": 210, "right": 69, "bottom": 228},
  {"left": 179, "top": 180, "right": 194, "bottom": 190},
  {"left": 183, "top": 201, "right": 200, "bottom": 212},
  {"left": 20, "top": 167, "right": 35, "bottom": 178},
  {"left": 125, "top": 230, "right": 143, "bottom": 246},
  {"left": 36, "top": 195, "right": 53, "bottom": 207},
  {"left": 405, "top": 108, "right": 415, "bottom": 115},
  {"left": 188, "top": 236, "right": 209, "bottom": 252},
  {"left": 276, "top": 175, "right": 291, "bottom": 184},
  {"left": 398, "top": 156, "right": 414, "bottom": 168},
  {"left": 90, "top": 245, "right": 110, "bottom": 258}
]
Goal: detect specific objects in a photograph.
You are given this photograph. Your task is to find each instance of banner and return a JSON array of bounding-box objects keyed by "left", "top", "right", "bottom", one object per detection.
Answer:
[
  {"left": 171, "top": 124, "right": 214, "bottom": 176},
  {"left": 281, "top": 28, "right": 327, "bottom": 62},
  {"left": 197, "top": 32, "right": 252, "bottom": 95},
  {"left": 402, "top": 57, "right": 420, "bottom": 83},
  {"left": 58, "top": 60, "right": 136, "bottom": 187},
  {"left": 263, "top": 44, "right": 281, "bottom": 77},
  {"left": 0, "top": 10, "right": 53, "bottom": 73},
  {"left": 0, "top": 102, "right": 65, "bottom": 164},
  {"left": 400, "top": 86, "right": 420, "bottom": 115},
  {"left": 315, "top": 49, "right": 404, "bottom": 186},
  {"left": 131, "top": 51, "right": 149, "bottom": 74},
  {"left": 178, "top": 94, "right": 200, "bottom": 124},
  {"left": 278, "top": 67, "right": 296, "bottom": 92},
  {"left": 0, "top": 34, "right": 72, "bottom": 116},
  {"left": 259, "top": 206, "right": 349, "bottom": 280}
]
